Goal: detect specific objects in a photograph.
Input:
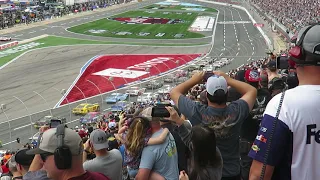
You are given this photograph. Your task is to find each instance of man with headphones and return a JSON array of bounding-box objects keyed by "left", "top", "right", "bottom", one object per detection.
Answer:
[
  {"left": 26, "top": 124, "right": 110, "bottom": 180},
  {"left": 249, "top": 24, "right": 320, "bottom": 180}
]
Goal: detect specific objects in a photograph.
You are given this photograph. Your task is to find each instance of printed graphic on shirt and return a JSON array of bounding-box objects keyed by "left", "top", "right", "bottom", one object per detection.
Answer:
[
  {"left": 256, "top": 135, "right": 267, "bottom": 143},
  {"left": 260, "top": 127, "right": 267, "bottom": 133},
  {"left": 165, "top": 135, "right": 177, "bottom": 157},
  {"left": 251, "top": 144, "right": 260, "bottom": 153}
]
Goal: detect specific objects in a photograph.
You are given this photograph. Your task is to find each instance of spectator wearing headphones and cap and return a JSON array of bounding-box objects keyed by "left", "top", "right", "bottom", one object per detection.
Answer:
[
  {"left": 26, "top": 125, "right": 110, "bottom": 180},
  {"left": 249, "top": 25, "right": 320, "bottom": 180},
  {"left": 83, "top": 129, "right": 123, "bottom": 180},
  {"left": 170, "top": 71, "right": 257, "bottom": 180}
]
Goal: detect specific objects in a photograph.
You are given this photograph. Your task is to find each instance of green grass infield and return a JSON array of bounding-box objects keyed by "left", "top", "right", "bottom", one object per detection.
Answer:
[{"left": 67, "top": 10, "right": 207, "bottom": 39}]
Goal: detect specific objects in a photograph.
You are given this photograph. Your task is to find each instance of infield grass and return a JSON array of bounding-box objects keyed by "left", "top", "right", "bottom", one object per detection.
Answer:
[
  {"left": 143, "top": 4, "right": 218, "bottom": 12},
  {"left": 0, "top": 36, "right": 208, "bottom": 67},
  {"left": 67, "top": 10, "right": 206, "bottom": 39}
]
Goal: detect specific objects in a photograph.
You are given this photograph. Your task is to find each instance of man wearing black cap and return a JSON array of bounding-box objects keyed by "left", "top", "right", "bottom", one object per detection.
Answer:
[
  {"left": 249, "top": 25, "right": 320, "bottom": 180},
  {"left": 266, "top": 60, "right": 285, "bottom": 97},
  {"left": 11, "top": 149, "right": 49, "bottom": 180}
]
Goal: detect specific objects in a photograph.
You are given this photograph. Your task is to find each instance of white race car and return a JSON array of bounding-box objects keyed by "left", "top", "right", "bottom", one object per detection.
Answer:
[
  {"left": 0, "top": 36, "right": 12, "bottom": 41},
  {"left": 137, "top": 92, "right": 159, "bottom": 103},
  {"left": 157, "top": 85, "right": 172, "bottom": 94},
  {"left": 126, "top": 86, "right": 146, "bottom": 96}
]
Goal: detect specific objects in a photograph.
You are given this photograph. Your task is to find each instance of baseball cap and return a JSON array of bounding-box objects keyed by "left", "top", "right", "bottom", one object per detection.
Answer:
[
  {"left": 140, "top": 107, "right": 160, "bottom": 121},
  {"left": 89, "top": 129, "right": 109, "bottom": 150},
  {"left": 298, "top": 25, "right": 320, "bottom": 56},
  {"left": 108, "top": 122, "right": 117, "bottom": 129},
  {"left": 206, "top": 75, "right": 228, "bottom": 96},
  {"left": 12, "top": 149, "right": 34, "bottom": 166},
  {"left": 245, "top": 69, "right": 261, "bottom": 82},
  {"left": 267, "top": 61, "right": 277, "bottom": 70},
  {"left": 27, "top": 128, "right": 83, "bottom": 155}
]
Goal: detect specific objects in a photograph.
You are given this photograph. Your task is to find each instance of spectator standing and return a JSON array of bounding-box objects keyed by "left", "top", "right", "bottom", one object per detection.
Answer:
[
  {"left": 135, "top": 107, "right": 179, "bottom": 180},
  {"left": 26, "top": 125, "right": 110, "bottom": 180},
  {"left": 8, "top": 158, "right": 22, "bottom": 180},
  {"left": 249, "top": 25, "right": 320, "bottom": 180},
  {"left": 170, "top": 71, "right": 257, "bottom": 180},
  {"left": 166, "top": 106, "right": 223, "bottom": 180},
  {"left": 265, "top": 61, "right": 285, "bottom": 97},
  {"left": 83, "top": 129, "right": 123, "bottom": 180}
]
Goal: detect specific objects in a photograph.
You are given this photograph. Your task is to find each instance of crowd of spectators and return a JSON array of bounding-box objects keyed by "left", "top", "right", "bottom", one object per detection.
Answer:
[
  {"left": 0, "top": 25, "right": 319, "bottom": 180},
  {"left": 251, "top": 0, "right": 320, "bottom": 33}
]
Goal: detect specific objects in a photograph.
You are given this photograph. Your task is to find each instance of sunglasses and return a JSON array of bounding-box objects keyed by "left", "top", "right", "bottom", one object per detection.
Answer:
[{"left": 40, "top": 152, "right": 54, "bottom": 162}]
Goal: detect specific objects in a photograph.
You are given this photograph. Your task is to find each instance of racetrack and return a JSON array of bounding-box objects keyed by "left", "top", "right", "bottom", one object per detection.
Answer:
[{"left": 0, "top": 0, "right": 268, "bottom": 149}]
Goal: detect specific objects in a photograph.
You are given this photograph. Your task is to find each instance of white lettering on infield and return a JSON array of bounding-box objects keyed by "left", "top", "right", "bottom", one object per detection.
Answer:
[
  {"left": 93, "top": 68, "right": 149, "bottom": 79},
  {"left": 189, "top": 16, "right": 215, "bottom": 32},
  {"left": 218, "top": 21, "right": 251, "bottom": 24}
]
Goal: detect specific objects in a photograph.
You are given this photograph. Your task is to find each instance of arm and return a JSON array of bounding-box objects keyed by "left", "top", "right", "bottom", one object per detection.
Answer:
[
  {"left": 147, "top": 128, "right": 169, "bottom": 145},
  {"left": 249, "top": 160, "right": 274, "bottom": 180},
  {"left": 28, "top": 155, "right": 43, "bottom": 171},
  {"left": 177, "top": 122, "right": 193, "bottom": 150},
  {"left": 135, "top": 169, "right": 151, "bottom": 180},
  {"left": 215, "top": 71, "right": 257, "bottom": 110},
  {"left": 170, "top": 71, "right": 205, "bottom": 107}
]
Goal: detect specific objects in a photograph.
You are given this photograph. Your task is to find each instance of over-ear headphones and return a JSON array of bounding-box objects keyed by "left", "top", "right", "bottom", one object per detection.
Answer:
[
  {"left": 54, "top": 124, "right": 72, "bottom": 170},
  {"left": 289, "top": 24, "right": 320, "bottom": 66}
]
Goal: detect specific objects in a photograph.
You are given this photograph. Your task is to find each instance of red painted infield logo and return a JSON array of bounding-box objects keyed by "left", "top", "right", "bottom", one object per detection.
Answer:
[
  {"left": 57, "top": 54, "right": 200, "bottom": 106},
  {"left": 109, "top": 17, "right": 184, "bottom": 24}
]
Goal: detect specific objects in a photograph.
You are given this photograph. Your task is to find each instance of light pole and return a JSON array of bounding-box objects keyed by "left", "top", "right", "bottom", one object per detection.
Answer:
[
  {"left": 12, "top": 96, "right": 33, "bottom": 139},
  {"left": 0, "top": 104, "right": 12, "bottom": 150},
  {"left": 145, "top": 68, "right": 154, "bottom": 93},
  {"left": 74, "top": 85, "right": 88, "bottom": 104},
  {"left": 52, "top": 87, "right": 72, "bottom": 122},
  {"left": 86, "top": 80, "right": 104, "bottom": 108},
  {"left": 100, "top": 76, "right": 117, "bottom": 92},
  {"left": 33, "top": 91, "right": 53, "bottom": 116}
]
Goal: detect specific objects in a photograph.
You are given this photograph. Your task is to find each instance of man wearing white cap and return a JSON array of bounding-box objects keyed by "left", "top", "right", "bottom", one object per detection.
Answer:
[
  {"left": 83, "top": 129, "right": 123, "bottom": 180},
  {"left": 170, "top": 71, "right": 257, "bottom": 180},
  {"left": 26, "top": 125, "right": 110, "bottom": 180}
]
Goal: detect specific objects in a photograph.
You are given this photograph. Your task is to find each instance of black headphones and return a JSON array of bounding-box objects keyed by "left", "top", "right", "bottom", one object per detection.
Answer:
[
  {"left": 54, "top": 124, "right": 72, "bottom": 170},
  {"left": 289, "top": 24, "right": 320, "bottom": 65}
]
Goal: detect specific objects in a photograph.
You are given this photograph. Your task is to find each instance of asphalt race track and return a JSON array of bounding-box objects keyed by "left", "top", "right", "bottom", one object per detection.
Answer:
[{"left": 0, "top": 0, "right": 268, "bottom": 149}]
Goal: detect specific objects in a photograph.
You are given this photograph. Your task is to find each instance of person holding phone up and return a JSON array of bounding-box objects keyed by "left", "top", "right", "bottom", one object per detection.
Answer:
[{"left": 170, "top": 71, "right": 257, "bottom": 180}]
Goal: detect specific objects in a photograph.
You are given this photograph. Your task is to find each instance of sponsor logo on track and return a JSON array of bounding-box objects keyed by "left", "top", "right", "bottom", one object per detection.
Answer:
[
  {"left": 108, "top": 17, "right": 184, "bottom": 25},
  {"left": 87, "top": 29, "right": 107, "bottom": 34},
  {"left": 0, "top": 42, "right": 44, "bottom": 59}
]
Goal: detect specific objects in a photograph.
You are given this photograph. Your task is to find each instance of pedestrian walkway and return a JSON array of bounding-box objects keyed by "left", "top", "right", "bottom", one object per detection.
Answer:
[{"left": 0, "top": 2, "right": 138, "bottom": 34}]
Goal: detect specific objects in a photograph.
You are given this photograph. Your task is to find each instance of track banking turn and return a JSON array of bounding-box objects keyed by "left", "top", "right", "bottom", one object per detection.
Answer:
[{"left": 0, "top": 0, "right": 267, "bottom": 149}]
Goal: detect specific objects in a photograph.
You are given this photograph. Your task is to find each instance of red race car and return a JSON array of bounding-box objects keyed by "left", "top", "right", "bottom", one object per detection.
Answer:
[{"left": 0, "top": 37, "right": 12, "bottom": 41}]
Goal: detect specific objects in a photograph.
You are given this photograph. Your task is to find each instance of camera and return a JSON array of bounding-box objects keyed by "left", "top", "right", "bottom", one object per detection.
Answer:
[
  {"left": 151, "top": 103, "right": 172, "bottom": 117},
  {"left": 276, "top": 56, "right": 289, "bottom": 69},
  {"left": 50, "top": 119, "right": 62, "bottom": 128}
]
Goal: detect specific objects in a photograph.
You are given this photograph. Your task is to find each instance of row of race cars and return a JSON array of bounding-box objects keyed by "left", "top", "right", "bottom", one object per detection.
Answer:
[{"left": 20, "top": 56, "right": 233, "bottom": 147}]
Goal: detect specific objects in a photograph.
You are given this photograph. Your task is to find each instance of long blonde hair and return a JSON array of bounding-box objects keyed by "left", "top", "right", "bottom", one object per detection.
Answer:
[{"left": 125, "top": 117, "right": 150, "bottom": 157}]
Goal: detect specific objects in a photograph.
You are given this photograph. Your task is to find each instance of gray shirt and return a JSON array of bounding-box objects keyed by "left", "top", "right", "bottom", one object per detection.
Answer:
[
  {"left": 139, "top": 128, "right": 179, "bottom": 180},
  {"left": 178, "top": 96, "right": 249, "bottom": 177},
  {"left": 83, "top": 149, "right": 123, "bottom": 180}
]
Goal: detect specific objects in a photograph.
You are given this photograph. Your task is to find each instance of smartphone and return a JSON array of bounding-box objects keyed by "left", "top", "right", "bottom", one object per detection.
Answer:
[
  {"left": 203, "top": 71, "right": 215, "bottom": 82},
  {"left": 151, "top": 104, "right": 171, "bottom": 117},
  {"left": 276, "top": 56, "right": 289, "bottom": 69},
  {"left": 50, "top": 119, "right": 62, "bottom": 128}
]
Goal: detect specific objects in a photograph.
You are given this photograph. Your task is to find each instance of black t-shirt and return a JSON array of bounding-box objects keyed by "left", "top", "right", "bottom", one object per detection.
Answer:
[{"left": 241, "top": 88, "right": 271, "bottom": 141}]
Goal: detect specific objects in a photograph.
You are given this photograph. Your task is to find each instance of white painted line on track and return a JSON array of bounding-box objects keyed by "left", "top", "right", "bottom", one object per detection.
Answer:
[
  {"left": 40, "top": 28, "right": 47, "bottom": 31},
  {"left": 252, "top": 52, "right": 255, "bottom": 55},
  {"left": 13, "top": 123, "right": 34, "bottom": 131},
  {"left": 66, "top": 119, "right": 79, "bottom": 125},
  {"left": 14, "top": 34, "right": 23, "bottom": 37},
  {"left": 236, "top": 52, "right": 239, "bottom": 56},
  {"left": 219, "top": 53, "right": 223, "bottom": 56},
  {"left": 29, "top": 31, "right": 36, "bottom": 34}
]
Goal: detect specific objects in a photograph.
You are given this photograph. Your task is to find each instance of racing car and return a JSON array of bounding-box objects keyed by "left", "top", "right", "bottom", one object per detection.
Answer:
[
  {"left": 145, "top": 80, "right": 163, "bottom": 90},
  {"left": 34, "top": 116, "right": 67, "bottom": 129},
  {"left": 111, "top": 101, "right": 128, "bottom": 112},
  {"left": 0, "top": 36, "right": 12, "bottom": 41},
  {"left": 137, "top": 92, "right": 159, "bottom": 103},
  {"left": 105, "top": 93, "right": 128, "bottom": 103},
  {"left": 157, "top": 85, "right": 173, "bottom": 94},
  {"left": 80, "top": 112, "right": 102, "bottom": 125},
  {"left": 126, "top": 86, "right": 146, "bottom": 96},
  {"left": 72, "top": 103, "right": 100, "bottom": 115}
]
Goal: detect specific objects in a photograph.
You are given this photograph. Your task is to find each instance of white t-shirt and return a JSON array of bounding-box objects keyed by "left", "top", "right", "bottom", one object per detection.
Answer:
[
  {"left": 83, "top": 149, "right": 123, "bottom": 180},
  {"left": 249, "top": 85, "right": 320, "bottom": 180}
]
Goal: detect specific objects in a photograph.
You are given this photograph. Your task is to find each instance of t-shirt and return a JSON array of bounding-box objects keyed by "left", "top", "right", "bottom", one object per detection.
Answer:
[
  {"left": 83, "top": 149, "right": 123, "bottom": 180},
  {"left": 68, "top": 171, "right": 110, "bottom": 180},
  {"left": 249, "top": 85, "right": 320, "bottom": 180},
  {"left": 178, "top": 95, "right": 249, "bottom": 177},
  {"left": 139, "top": 129, "right": 179, "bottom": 180}
]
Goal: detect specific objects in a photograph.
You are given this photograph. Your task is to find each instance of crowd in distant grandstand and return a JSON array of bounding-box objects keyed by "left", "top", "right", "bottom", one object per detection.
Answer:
[
  {"left": 252, "top": 0, "right": 320, "bottom": 32},
  {"left": 0, "top": 0, "right": 128, "bottom": 29}
]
